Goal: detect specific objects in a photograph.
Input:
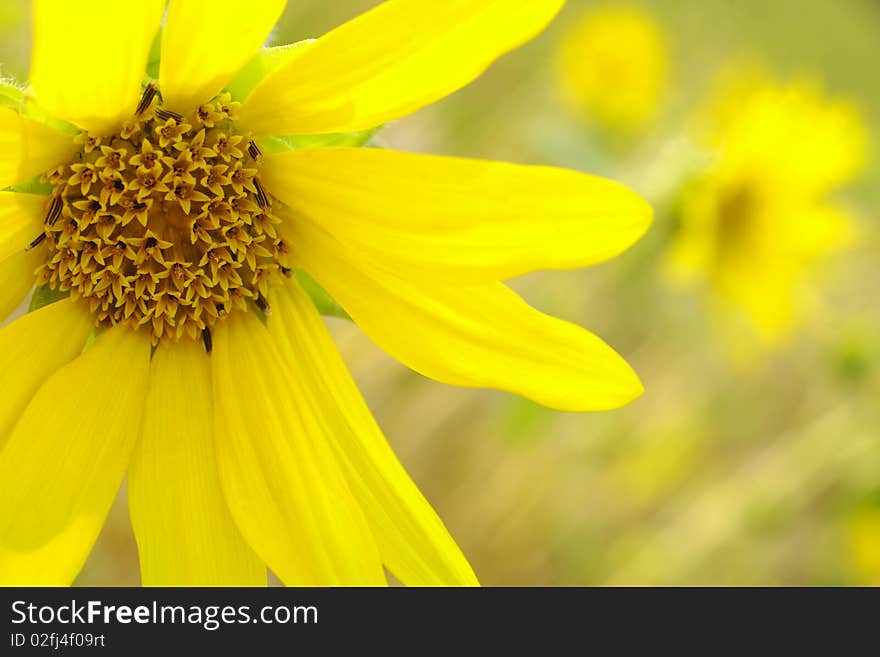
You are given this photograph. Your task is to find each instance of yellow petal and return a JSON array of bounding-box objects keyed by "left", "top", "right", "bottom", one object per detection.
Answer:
[
  {"left": 263, "top": 148, "right": 651, "bottom": 282},
  {"left": 0, "top": 107, "right": 76, "bottom": 188},
  {"left": 226, "top": 40, "right": 315, "bottom": 102},
  {"left": 160, "top": 0, "right": 287, "bottom": 113},
  {"left": 291, "top": 220, "right": 644, "bottom": 412},
  {"left": 212, "top": 312, "right": 385, "bottom": 585},
  {"left": 0, "top": 325, "right": 150, "bottom": 585},
  {"left": 0, "top": 299, "right": 92, "bottom": 450},
  {"left": 30, "top": 0, "right": 165, "bottom": 135},
  {"left": 0, "top": 250, "right": 39, "bottom": 322},
  {"left": 0, "top": 191, "right": 47, "bottom": 320},
  {"left": 268, "top": 281, "right": 478, "bottom": 585},
  {"left": 0, "top": 250, "right": 40, "bottom": 321},
  {"left": 129, "top": 339, "right": 266, "bottom": 586},
  {"left": 240, "top": 0, "right": 565, "bottom": 135},
  {"left": 0, "top": 192, "right": 46, "bottom": 261}
]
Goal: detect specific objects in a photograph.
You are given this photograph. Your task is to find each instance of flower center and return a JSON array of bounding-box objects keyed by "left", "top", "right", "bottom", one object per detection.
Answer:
[
  {"left": 33, "top": 85, "right": 290, "bottom": 348},
  {"left": 716, "top": 183, "right": 759, "bottom": 251}
]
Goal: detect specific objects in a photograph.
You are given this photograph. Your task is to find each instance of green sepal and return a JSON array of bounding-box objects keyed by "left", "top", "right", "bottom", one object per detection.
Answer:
[
  {"left": 22, "top": 103, "right": 79, "bottom": 136},
  {"left": 295, "top": 269, "right": 350, "bottom": 321},
  {"left": 3, "top": 175, "right": 53, "bottom": 195},
  {"left": 225, "top": 40, "right": 316, "bottom": 102},
  {"left": 146, "top": 27, "right": 163, "bottom": 80},
  {"left": 0, "top": 76, "right": 78, "bottom": 135},
  {"left": 0, "top": 84, "right": 58, "bottom": 193},
  {"left": 0, "top": 78, "right": 24, "bottom": 109},
  {"left": 80, "top": 327, "right": 99, "bottom": 354},
  {"left": 28, "top": 285, "right": 70, "bottom": 312},
  {"left": 258, "top": 126, "right": 383, "bottom": 154}
]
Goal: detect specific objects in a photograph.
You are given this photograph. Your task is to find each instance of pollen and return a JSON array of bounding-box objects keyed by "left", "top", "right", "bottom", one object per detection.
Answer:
[{"left": 35, "top": 86, "right": 290, "bottom": 344}]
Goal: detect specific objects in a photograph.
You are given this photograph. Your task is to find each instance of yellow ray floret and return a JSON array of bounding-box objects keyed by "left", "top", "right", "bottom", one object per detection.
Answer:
[
  {"left": 239, "top": 0, "right": 566, "bottom": 135},
  {"left": 0, "top": 326, "right": 150, "bottom": 585},
  {"left": 262, "top": 147, "right": 652, "bottom": 282},
  {"left": 29, "top": 0, "right": 165, "bottom": 135},
  {"left": 128, "top": 339, "right": 267, "bottom": 586}
]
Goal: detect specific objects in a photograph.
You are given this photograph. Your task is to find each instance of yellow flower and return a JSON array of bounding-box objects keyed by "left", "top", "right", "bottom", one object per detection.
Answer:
[
  {"left": 556, "top": 4, "right": 669, "bottom": 133},
  {"left": 0, "top": 0, "right": 651, "bottom": 586},
  {"left": 666, "top": 72, "right": 866, "bottom": 345}
]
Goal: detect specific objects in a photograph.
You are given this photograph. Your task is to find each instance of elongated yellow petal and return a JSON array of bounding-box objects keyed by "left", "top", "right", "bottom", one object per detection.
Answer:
[
  {"left": 268, "top": 281, "right": 478, "bottom": 585},
  {"left": 240, "top": 0, "right": 565, "bottom": 135},
  {"left": 225, "top": 40, "right": 315, "bottom": 101},
  {"left": 212, "top": 312, "right": 385, "bottom": 585},
  {"left": 0, "top": 299, "right": 92, "bottom": 449},
  {"left": 291, "top": 220, "right": 644, "bottom": 412},
  {"left": 263, "top": 148, "right": 651, "bottom": 282},
  {"left": 0, "top": 191, "right": 47, "bottom": 320},
  {"left": 30, "top": 0, "right": 165, "bottom": 135},
  {"left": 160, "top": 0, "right": 287, "bottom": 113},
  {"left": 0, "top": 108, "right": 76, "bottom": 188},
  {"left": 0, "top": 325, "right": 150, "bottom": 585},
  {"left": 0, "top": 249, "right": 40, "bottom": 321},
  {"left": 0, "top": 192, "right": 46, "bottom": 262},
  {"left": 129, "top": 340, "right": 266, "bottom": 586}
]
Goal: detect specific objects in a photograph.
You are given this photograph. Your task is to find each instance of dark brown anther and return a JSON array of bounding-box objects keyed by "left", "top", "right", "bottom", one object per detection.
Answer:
[
  {"left": 280, "top": 266, "right": 293, "bottom": 277},
  {"left": 25, "top": 233, "right": 46, "bottom": 251},
  {"left": 45, "top": 196, "right": 63, "bottom": 226},
  {"left": 201, "top": 327, "right": 213, "bottom": 354},
  {"left": 135, "top": 83, "right": 158, "bottom": 117},
  {"left": 253, "top": 178, "right": 269, "bottom": 208},
  {"left": 216, "top": 303, "right": 226, "bottom": 314},
  {"left": 255, "top": 295, "right": 271, "bottom": 315},
  {"left": 247, "top": 139, "right": 262, "bottom": 160},
  {"left": 155, "top": 108, "right": 184, "bottom": 123}
]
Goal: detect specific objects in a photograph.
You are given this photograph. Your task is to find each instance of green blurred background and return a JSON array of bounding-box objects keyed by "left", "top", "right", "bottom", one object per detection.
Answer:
[{"left": 3, "top": 0, "right": 879, "bottom": 585}]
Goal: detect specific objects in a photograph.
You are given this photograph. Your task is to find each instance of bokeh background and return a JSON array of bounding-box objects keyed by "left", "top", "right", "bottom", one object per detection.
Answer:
[{"left": 3, "top": 0, "right": 879, "bottom": 585}]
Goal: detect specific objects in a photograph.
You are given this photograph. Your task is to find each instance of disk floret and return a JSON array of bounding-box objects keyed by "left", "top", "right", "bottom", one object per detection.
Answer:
[{"left": 36, "top": 88, "right": 289, "bottom": 344}]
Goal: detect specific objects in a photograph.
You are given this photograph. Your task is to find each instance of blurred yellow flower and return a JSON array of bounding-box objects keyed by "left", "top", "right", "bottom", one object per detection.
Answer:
[
  {"left": 556, "top": 5, "right": 669, "bottom": 133},
  {"left": 849, "top": 506, "right": 880, "bottom": 584},
  {"left": 0, "top": 0, "right": 651, "bottom": 586},
  {"left": 666, "top": 73, "right": 866, "bottom": 345}
]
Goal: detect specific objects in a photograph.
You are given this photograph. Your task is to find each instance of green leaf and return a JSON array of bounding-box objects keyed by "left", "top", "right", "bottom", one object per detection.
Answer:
[
  {"left": 28, "top": 285, "right": 69, "bottom": 312},
  {"left": 225, "top": 40, "right": 315, "bottom": 102},
  {"left": 295, "top": 269, "right": 351, "bottom": 321}
]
